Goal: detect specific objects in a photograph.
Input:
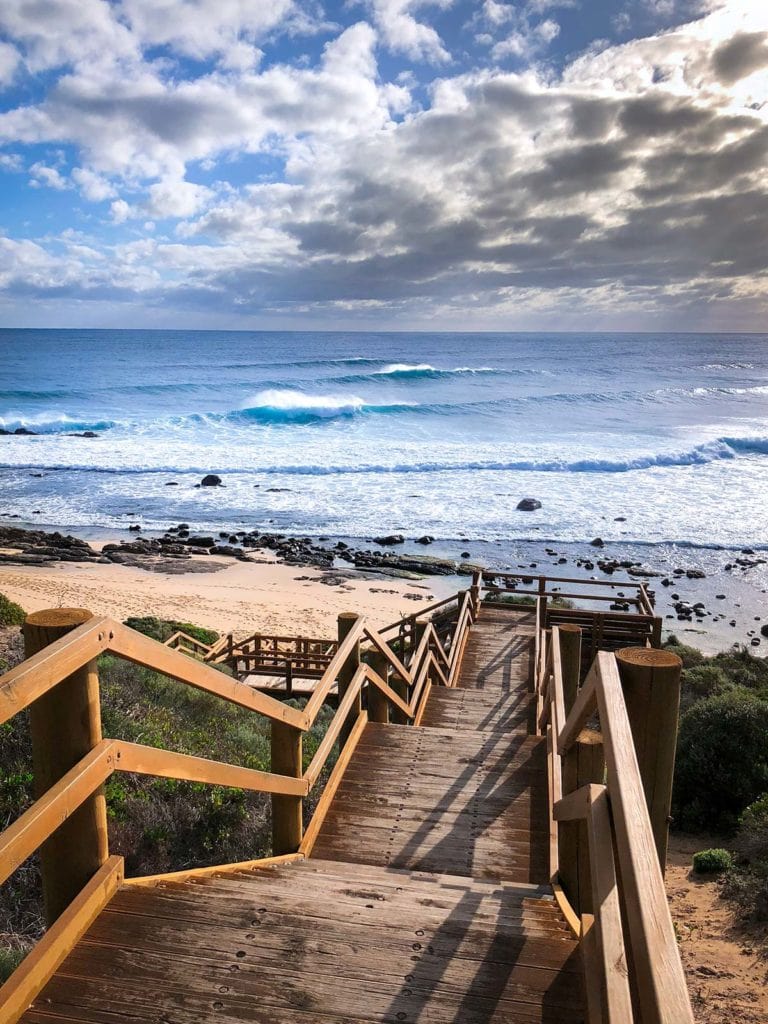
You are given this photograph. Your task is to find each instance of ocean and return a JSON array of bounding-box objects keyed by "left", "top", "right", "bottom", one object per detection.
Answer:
[{"left": 1, "top": 329, "right": 767, "bottom": 551}]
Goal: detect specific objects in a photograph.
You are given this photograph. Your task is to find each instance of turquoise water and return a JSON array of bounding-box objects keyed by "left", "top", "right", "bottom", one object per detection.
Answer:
[{"left": 1, "top": 329, "right": 767, "bottom": 547}]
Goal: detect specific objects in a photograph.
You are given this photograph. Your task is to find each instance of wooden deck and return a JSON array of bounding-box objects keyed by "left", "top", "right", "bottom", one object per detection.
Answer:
[{"left": 18, "top": 606, "right": 585, "bottom": 1023}]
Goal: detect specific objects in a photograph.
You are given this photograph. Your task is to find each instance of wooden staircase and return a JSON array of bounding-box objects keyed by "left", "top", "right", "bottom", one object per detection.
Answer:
[
  {"left": 17, "top": 607, "right": 585, "bottom": 1024},
  {"left": 0, "top": 578, "right": 694, "bottom": 1024}
]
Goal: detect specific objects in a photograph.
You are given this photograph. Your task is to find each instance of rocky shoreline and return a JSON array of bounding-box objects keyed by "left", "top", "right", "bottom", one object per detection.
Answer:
[{"left": 1, "top": 522, "right": 767, "bottom": 653}]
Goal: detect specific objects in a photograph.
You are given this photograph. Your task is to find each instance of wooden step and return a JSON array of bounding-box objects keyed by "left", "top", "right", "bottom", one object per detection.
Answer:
[
  {"left": 420, "top": 686, "right": 535, "bottom": 733},
  {"left": 23, "top": 859, "right": 585, "bottom": 1024},
  {"left": 457, "top": 608, "right": 535, "bottom": 692},
  {"left": 312, "top": 722, "right": 549, "bottom": 883}
]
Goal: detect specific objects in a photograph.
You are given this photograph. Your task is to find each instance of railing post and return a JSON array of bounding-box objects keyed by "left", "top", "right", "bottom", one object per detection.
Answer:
[
  {"left": 538, "top": 577, "right": 548, "bottom": 625},
  {"left": 337, "top": 612, "right": 361, "bottom": 747},
  {"left": 559, "top": 624, "right": 582, "bottom": 715},
  {"left": 270, "top": 721, "right": 303, "bottom": 854},
  {"left": 559, "top": 730, "right": 604, "bottom": 914},
  {"left": 367, "top": 649, "right": 390, "bottom": 724},
  {"left": 469, "top": 571, "right": 482, "bottom": 620},
  {"left": 615, "top": 647, "right": 683, "bottom": 872},
  {"left": 23, "top": 608, "right": 109, "bottom": 925}
]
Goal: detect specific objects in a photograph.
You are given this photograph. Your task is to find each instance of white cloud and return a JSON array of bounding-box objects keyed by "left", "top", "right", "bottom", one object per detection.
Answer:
[
  {"left": 0, "top": 40, "right": 20, "bottom": 86},
  {"left": 29, "top": 162, "right": 69, "bottom": 190},
  {"left": 368, "top": 0, "right": 454, "bottom": 62},
  {"left": 110, "top": 199, "right": 131, "bottom": 223},
  {"left": 72, "top": 167, "right": 117, "bottom": 202},
  {"left": 0, "top": 0, "right": 767, "bottom": 329}
]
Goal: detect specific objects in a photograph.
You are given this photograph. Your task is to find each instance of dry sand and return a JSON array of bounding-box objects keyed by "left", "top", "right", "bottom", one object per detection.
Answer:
[
  {"left": 0, "top": 550, "right": 456, "bottom": 639},
  {"left": 667, "top": 834, "right": 768, "bottom": 1022}
]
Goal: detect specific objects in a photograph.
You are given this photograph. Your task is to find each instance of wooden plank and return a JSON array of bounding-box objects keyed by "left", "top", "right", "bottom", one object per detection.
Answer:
[
  {"left": 595, "top": 651, "right": 693, "bottom": 1024},
  {"left": 109, "top": 622, "right": 308, "bottom": 730},
  {"left": 304, "top": 664, "right": 367, "bottom": 788},
  {"left": 585, "top": 786, "right": 633, "bottom": 1022},
  {"left": 557, "top": 669, "right": 597, "bottom": 754},
  {"left": 363, "top": 625, "right": 413, "bottom": 688},
  {"left": 0, "top": 615, "right": 111, "bottom": 725},
  {"left": 0, "top": 856, "right": 123, "bottom": 1024},
  {"left": 114, "top": 740, "right": 308, "bottom": 796},
  {"left": 124, "top": 853, "right": 305, "bottom": 887},
  {"left": 300, "top": 711, "right": 368, "bottom": 856},
  {"left": 0, "top": 741, "right": 116, "bottom": 886}
]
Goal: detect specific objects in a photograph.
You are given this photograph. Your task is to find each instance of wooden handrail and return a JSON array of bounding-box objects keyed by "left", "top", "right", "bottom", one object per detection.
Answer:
[
  {"left": 114, "top": 741, "right": 309, "bottom": 797},
  {"left": 0, "top": 741, "right": 116, "bottom": 886},
  {"left": 109, "top": 621, "right": 308, "bottom": 730},
  {"left": 304, "top": 617, "right": 366, "bottom": 725},
  {"left": 541, "top": 628, "right": 693, "bottom": 1024},
  {"left": 0, "top": 616, "right": 113, "bottom": 725}
]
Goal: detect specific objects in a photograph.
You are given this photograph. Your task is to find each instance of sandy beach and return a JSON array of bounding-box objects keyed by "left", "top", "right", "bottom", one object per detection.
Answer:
[{"left": 0, "top": 546, "right": 457, "bottom": 639}]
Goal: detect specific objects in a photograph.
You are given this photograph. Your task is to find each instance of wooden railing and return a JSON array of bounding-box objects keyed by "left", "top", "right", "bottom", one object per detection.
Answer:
[
  {"left": 536, "top": 615, "right": 692, "bottom": 1024},
  {"left": 477, "top": 569, "right": 662, "bottom": 663},
  {"left": 0, "top": 591, "right": 475, "bottom": 1023}
]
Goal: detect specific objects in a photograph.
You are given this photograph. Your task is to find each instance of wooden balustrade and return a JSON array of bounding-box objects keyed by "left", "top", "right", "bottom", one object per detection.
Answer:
[
  {"left": 1, "top": 571, "right": 690, "bottom": 1024},
  {"left": 539, "top": 623, "right": 692, "bottom": 1024}
]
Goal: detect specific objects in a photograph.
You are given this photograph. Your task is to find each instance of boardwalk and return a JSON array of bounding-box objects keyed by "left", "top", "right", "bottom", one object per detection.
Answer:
[{"left": 18, "top": 607, "right": 585, "bottom": 1024}]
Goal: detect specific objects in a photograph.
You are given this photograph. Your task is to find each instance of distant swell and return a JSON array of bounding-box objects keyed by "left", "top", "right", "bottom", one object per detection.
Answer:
[
  {"left": 3, "top": 435, "right": 768, "bottom": 475},
  {"left": 233, "top": 389, "right": 417, "bottom": 423}
]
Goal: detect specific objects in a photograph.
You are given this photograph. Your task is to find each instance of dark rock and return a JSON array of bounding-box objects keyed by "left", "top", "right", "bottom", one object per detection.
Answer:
[
  {"left": 460, "top": 551, "right": 471, "bottom": 559},
  {"left": 200, "top": 474, "right": 223, "bottom": 487},
  {"left": 185, "top": 535, "right": 216, "bottom": 548},
  {"left": 67, "top": 430, "right": 99, "bottom": 438},
  {"left": 13, "top": 427, "right": 37, "bottom": 435},
  {"left": 128, "top": 524, "right": 141, "bottom": 532},
  {"left": 590, "top": 537, "right": 605, "bottom": 547},
  {"left": 516, "top": 498, "right": 542, "bottom": 511},
  {"left": 415, "top": 535, "right": 434, "bottom": 545},
  {"left": 685, "top": 569, "right": 706, "bottom": 579},
  {"left": 165, "top": 481, "right": 178, "bottom": 486},
  {"left": 373, "top": 534, "right": 405, "bottom": 546},
  {"left": 761, "top": 624, "right": 768, "bottom": 638},
  {"left": 614, "top": 516, "right": 626, "bottom": 522}
]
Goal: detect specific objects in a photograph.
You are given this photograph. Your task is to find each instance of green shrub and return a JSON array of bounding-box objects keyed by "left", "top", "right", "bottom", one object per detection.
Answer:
[
  {"left": 663, "top": 637, "right": 706, "bottom": 669},
  {"left": 123, "top": 616, "right": 219, "bottom": 647},
  {"left": 692, "top": 848, "right": 732, "bottom": 874},
  {"left": 0, "top": 593, "right": 25, "bottom": 627},
  {"left": 673, "top": 690, "right": 768, "bottom": 833},
  {"left": 734, "top": 794, "right": 768, "bottom": 868},
  {"left": 0, "top": 947, "right": 26, "bottom": 983}
]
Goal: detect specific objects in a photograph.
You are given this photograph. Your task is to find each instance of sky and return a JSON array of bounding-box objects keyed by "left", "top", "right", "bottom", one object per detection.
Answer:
[{"left": 0, "top": 0, "right": 766, "bottom": 331}]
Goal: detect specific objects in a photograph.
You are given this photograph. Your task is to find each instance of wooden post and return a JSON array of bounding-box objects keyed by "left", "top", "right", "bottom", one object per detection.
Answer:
[
  {"left": 470, "top": 571, "right": 482, "bottom": 620},
  {"left": 559, "top": 730, "right": 604, "bottom": 914},
  {"left": 337, "top": 612, "right": 361, "bottom": 747},
  {"left": 558, "top": 624, "right": 582, "bottom": 717},
  {"left": 270, "top": 721, "right": 302, "bottom": 854},
  {"left": 367, "top": 650, "right": 390, "bottom": 724},
  {"left": 615, "top": 647, "right": 683, "bottom": 873},
  {"left": 538, "top": 577, "right": 548, "bottom": 626},
  {"left": 23, "top": 608, "right": 108, "bottom": 925}
]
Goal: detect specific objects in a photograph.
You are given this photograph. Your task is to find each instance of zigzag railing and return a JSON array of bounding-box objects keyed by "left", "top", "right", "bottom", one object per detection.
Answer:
[{"left": 0, "top": 590, "right": 475, "bottom": 1024}]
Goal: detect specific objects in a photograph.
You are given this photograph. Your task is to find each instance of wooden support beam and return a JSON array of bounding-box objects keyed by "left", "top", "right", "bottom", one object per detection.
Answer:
[
  {"left": 558, "top": 624, "right": 582, "bottom": 715},
  {"left": 337, "top": 613, "right": 362, "bottom": 748},
  {"left": 615, "top": 646, "right": 682, "bottom": 872},
  {"left": 559, "top": 729, "right": 604, "bottom": 916},
  {"left": 366, "top": 650, "right": 390, "bottom": 724},
  {"left": 270, "top": 721, "right": 303, "bottom": 855},
  {"left": 23, "top": 609, "right": 109, "bottom": 926}
]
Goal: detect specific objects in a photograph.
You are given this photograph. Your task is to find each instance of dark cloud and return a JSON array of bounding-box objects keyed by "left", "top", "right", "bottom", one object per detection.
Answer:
[{"left": 712, "top": 31, "right": 768, "bottom": 86}]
